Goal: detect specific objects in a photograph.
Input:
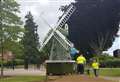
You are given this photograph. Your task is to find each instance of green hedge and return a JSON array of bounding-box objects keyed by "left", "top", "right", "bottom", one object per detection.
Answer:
[
  {"left": 100, "top": 59, "right": 120, "bottom": 68},
  {"left": 0, "top": 59, "right": 24, "bottom": 67}
]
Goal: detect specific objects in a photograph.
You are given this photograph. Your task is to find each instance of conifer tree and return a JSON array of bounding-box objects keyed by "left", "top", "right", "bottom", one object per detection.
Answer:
[{"left": 22, "top": 12, "right": 40, "bottom": 69}]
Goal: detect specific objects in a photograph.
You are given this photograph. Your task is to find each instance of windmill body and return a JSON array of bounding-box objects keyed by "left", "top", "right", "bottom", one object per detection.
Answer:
[
  {"left": 49, "top": 24, "right": 71, "bottom": 60},
  {"left": 40, "top": 4, "right": 76, "bottom": 60}
]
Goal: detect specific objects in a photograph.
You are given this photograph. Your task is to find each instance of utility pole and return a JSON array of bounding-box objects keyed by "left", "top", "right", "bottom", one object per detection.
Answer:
[
  {"left": 0, "top": 0, "right": 4, "bottom": 78},
  {"left": 0, "top": 35, "right": 4, "bottom": 78}
]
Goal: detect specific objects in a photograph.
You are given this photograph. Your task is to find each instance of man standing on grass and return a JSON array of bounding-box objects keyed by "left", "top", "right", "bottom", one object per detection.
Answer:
[{"left": 76, "top": 53, "right": 86, "bottom": 74}]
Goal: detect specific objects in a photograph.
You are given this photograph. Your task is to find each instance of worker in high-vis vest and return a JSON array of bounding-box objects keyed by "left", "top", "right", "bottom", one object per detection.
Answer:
[
  {"left": 76, "top": 53, "right": 86, "bottom": 74},
  {"left": 92, "top": 59, "right": 99, "bottom": 77}
]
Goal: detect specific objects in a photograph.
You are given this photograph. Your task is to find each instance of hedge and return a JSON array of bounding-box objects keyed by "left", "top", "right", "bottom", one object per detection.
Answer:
[
  {"left": 0, "top": 59, "right": 24, "bottom": 67},
  {"left": 100, "top": 58, "right": 120, "bottom": 68}
]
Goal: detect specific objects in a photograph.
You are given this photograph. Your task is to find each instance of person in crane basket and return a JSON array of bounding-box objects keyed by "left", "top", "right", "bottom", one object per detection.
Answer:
[{"left": 70, "top": 44, "right": 79, "bottom": 60}]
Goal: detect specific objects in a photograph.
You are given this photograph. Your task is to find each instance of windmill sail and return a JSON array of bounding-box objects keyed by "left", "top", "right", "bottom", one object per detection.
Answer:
[
  {"left": 54, "top": 30, "right": 72, "bottom": 50},
  {"left": 40, "top": 4, "right": 76, "bottom": 51}
]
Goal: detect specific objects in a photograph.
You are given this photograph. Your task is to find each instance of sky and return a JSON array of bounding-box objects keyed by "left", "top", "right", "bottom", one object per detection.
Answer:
[
  {"left": 17, "top": 0, "right": 120, "bottom": 55},
  {"left": 104, "top": 29, "right": 120, "bottom": 55},
  {"left": 18, "top": 0, "right": 74, "bottom": 42}
]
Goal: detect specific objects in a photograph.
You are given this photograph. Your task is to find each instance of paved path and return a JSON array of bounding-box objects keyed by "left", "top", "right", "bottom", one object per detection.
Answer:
[
  {"left": 101, "top": 76, "right": 120, "bottom": 82},
  {"left": 2, "top": 68, "right": 46, "bottom": 76},
  {"left": 1, "top": 68, "right": 120, "bottom": 82},
  {"left": 47, "top": 75, "right": 117, "bottom": 82}
]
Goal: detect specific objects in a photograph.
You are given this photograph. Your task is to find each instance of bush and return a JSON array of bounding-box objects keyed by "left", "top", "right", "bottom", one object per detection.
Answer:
[
  {"left": 14, "top": 59, "right": 24, "bottom": 65},
  {"left": 97, "top": 55, "right": 120, "bottom": 68},
  {"left": 0, "top": 60, "right": 7, "bottom": 66},
  {"left": 100, "top": 58, "right": 120, "bottom": 68},
  {"left": 0, "top": 59, "right": 24, "bottom": 68}
]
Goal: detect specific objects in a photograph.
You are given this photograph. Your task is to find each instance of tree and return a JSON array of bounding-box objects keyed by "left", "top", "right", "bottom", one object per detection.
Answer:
[
  {"left": 22, "top": 12, "right": 40, "bottom": 69},
  {"left": 66, "top": 0, "right": 120, "bottom": 58},
  {"left": 89, "top": 31, "right": 112, "bottom": 56},
  {"left": 0, "top": 0, "right": 23, "bottom": 77}
]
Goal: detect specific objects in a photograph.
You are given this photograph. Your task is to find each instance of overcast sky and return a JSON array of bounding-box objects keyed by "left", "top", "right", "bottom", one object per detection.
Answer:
[
  {"left": 18, "top": 0, "right": 74, "bottom": 42},
  {"left": 17, "top": 0, "right": 120, "bottom": 55}
]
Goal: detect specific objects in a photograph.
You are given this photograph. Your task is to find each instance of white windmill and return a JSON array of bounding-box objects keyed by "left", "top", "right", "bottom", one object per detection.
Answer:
[{"left": 40, "top": 4, "right": 76, "bottom": 60}]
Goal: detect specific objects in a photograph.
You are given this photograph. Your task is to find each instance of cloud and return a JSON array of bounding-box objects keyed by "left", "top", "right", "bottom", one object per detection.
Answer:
[
  {"left": 105, "top": 26, "right": 120, "bottom": 55},
  {"left": 18, "top": 0, "right": 74, "bottom": 42}
]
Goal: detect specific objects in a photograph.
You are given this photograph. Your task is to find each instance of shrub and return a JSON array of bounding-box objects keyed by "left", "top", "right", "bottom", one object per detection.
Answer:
[
  {"left": 100, "top": 58, "right": 120, "bottom": 68},
  {"left": 0, "top": 59, "right": 24, "bottom": 68}
]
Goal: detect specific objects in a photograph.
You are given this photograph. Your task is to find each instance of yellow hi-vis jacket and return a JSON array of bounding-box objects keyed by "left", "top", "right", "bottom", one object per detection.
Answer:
[
  {"left": 76, "top": 56, "right": 86, "bottom": 64},
  {"left": 92, "top": 62, "right": 99, "bottom": 69}
]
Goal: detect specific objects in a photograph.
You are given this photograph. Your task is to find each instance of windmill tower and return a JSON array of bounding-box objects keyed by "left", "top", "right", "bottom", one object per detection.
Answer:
[{"left": 40, "top": 4, "right": 76, "bottom": 60}]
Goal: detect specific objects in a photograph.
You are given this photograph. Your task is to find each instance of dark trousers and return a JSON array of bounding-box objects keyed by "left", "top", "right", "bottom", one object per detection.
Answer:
[
  {"left": 93, "top": 69, "right": 99, "bottom": 77},
  {"left": 86, "top": 69, "right": 90, "bottom": 75},
  {"left": 77, "top": 64, "right": 84, "bottom": 74}
]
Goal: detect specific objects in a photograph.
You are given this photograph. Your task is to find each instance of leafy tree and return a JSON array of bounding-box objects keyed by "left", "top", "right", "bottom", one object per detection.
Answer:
[
  {"left": 0, "top": 0, "right": 23, "bottom": 77},
  {"left": 22, "top": 12, "right": 40, "bottom": 69},
  {"left": 89, "top": 31, "right": 112, "bottom": 56}
]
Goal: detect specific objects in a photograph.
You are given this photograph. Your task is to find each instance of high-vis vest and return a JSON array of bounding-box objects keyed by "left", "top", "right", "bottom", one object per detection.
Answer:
[
  {"left": 92, "top": 62, "right": 99, "bottom": 69},
  {"left": 76, "top": 56, "right": 86, "bottom": 64}
]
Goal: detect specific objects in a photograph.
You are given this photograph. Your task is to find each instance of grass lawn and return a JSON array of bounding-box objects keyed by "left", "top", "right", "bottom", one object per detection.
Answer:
[
  {"left": 0, "top": 76, "right": 45, "bottom": 82},
  {"left": 86, "top": 68, "right": 120, "bottom": 77},
  {"left": 0, "top": 68, "right": 119, "bottom": 82},
  {"left": 99, "top": 68, "right": 120, "bottom": 77}
]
